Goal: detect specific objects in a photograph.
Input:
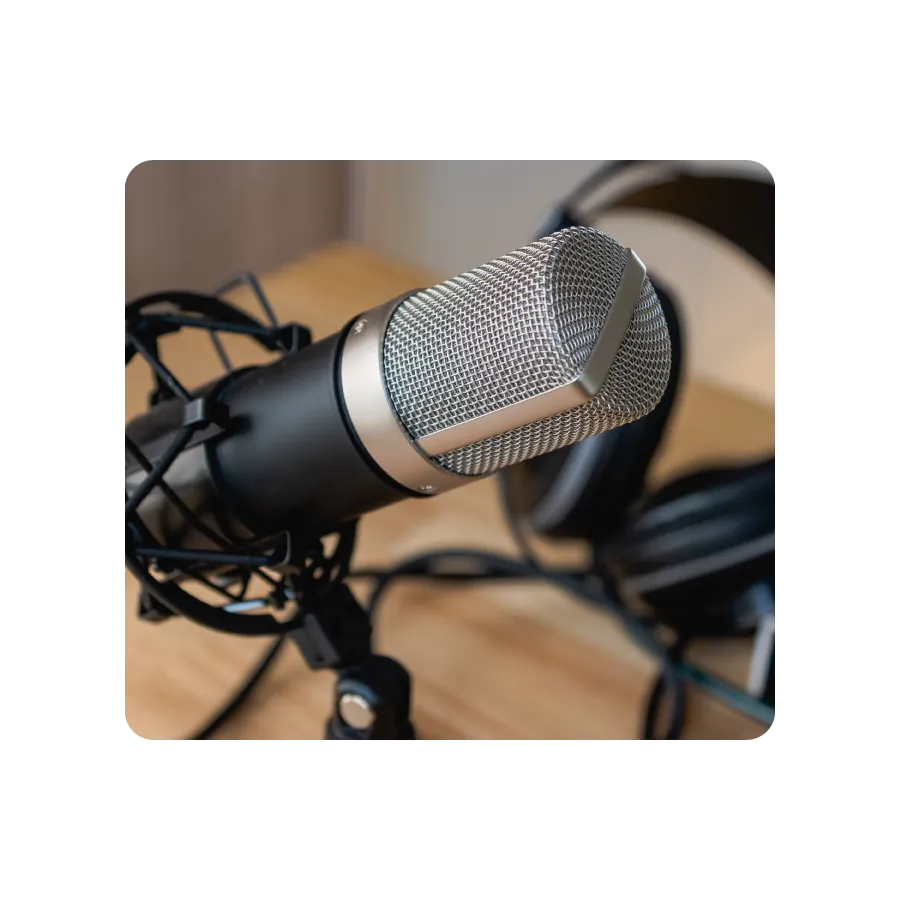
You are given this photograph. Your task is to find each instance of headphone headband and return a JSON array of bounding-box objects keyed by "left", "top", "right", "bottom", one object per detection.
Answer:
[
  {"left": 507, "top": 160, "right": 774, "bottom": 551},
  {"left": 558, "top": 162, "right": 775, "bottom": 276}
]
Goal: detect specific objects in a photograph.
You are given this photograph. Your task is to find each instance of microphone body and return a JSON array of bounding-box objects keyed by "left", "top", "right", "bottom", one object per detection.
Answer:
[
  {"left": 126, "top": 328, "right": 411, "bottom": 550},
  {"left": 126, "top": 227, "right": 672, "bottom": 557}
]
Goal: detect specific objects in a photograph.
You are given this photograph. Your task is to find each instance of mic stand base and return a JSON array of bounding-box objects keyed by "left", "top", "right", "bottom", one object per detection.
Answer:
[
  {"left": 289, "top": 583, "right": 416, "bottom": 740},
  {"left": 325, "top": 655, "right": 416, "bottom": 740}
]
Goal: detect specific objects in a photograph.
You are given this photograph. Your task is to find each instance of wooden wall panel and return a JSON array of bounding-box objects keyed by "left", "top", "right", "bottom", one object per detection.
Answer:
[{"left": 125, "top": 161, "right": 348, "bottom": 301}]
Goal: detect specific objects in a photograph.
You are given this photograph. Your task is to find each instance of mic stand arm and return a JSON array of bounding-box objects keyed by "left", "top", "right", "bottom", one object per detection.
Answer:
[{"left": 288, "top": 583, "right": 415, "bottom": 739}]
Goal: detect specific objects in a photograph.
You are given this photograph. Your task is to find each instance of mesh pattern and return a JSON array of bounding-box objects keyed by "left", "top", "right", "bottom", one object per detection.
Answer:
[{"left": 382, "top": 227, "right": 671, "bottom": 477}]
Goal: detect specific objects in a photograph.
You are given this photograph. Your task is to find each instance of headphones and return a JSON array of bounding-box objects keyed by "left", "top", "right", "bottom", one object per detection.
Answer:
[{"left": 503, "top": 161, "right": 775, "bottom": 638}]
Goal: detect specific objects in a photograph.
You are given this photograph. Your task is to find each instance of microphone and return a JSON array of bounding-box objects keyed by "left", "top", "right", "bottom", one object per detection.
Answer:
[{"left": 126, "top": 226, "right": 671, "bottom": 556}]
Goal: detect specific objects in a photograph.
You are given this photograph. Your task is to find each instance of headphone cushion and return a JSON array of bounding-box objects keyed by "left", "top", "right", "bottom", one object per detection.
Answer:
[{"left": 607, "top": 457, "right": 774, "bottom": 633}]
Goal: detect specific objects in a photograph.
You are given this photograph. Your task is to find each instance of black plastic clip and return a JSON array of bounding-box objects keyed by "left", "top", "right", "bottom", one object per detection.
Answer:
[
  {"left": 182, "top": 395, "right": 229, "bottom": 430},
  {"left": 289, "top": 585, "right": 372, "bottom": 670},
  {"left": 137, "top": 588, "right": 175, "bottom": 623},
  {"left": 275, "top": 322, "right": 311, "bottom": 354}
]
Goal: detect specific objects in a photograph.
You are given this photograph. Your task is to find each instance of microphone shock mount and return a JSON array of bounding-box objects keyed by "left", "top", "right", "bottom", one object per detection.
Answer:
[{"left": 125, "top": 273, "right": 415, "bottom": 739}]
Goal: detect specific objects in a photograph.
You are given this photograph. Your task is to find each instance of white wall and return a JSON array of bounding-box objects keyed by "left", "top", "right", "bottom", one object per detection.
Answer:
[{"left": 349, "top": 161, "right": 774, "bottom": 407}]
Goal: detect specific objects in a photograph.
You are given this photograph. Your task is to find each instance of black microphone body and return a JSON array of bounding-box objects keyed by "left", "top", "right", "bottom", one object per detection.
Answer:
[
  {"left": 126, "top": 327, "right": 410, "bottom": 551},
  {"left": 216, "top": 328, "right": 414, "bottom": 534}
]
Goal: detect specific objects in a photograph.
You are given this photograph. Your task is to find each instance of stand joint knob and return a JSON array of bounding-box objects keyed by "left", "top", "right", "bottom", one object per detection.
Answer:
[{"left": 338, "top": 693, "right": 376, "bottom": 730}]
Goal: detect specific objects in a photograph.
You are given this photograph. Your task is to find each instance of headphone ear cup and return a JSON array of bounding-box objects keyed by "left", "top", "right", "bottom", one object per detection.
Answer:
[
  {"left": 607, "top": 457, "right": 775, "bottom": 635},
  {"left": 504, "top": 278, "right": 683, "bottom": 543}
]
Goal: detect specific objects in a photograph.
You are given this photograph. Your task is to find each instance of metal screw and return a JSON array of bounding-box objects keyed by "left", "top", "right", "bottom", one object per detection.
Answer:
[
  {"left": 338, "top": 693, "right": 375, "bottom": 730},
  {"left": 353, "top": 319, "right": 367, "bottom": 334}
]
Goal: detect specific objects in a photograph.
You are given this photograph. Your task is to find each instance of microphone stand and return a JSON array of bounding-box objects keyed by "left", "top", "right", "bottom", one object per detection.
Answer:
[{"left": 288, "top": 580, "right": 416, "bottom": 740}]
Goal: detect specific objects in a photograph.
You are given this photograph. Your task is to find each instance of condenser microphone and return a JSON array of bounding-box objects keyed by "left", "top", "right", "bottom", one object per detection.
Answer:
[{"left": 126, "top": 227, "right": 672, "bottom": 554}]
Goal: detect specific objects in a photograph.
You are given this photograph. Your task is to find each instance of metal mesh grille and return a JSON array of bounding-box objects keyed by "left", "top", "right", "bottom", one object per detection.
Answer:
[{"left": 382, "top": 227, "right": 671, "bottom": 477}]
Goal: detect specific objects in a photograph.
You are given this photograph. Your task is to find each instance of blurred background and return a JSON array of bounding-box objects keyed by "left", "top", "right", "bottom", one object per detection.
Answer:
[
  {"left": 125, "top": 161, "right": 774, "bottom": 740},
  {"left": 127, "top": 161, "right": 772, "bottom": 405}
]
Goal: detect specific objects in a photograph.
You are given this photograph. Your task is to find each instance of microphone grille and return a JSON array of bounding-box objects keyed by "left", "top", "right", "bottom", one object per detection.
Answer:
[{"left": 382, "top": 227, "right": 671, "bottom": 476}]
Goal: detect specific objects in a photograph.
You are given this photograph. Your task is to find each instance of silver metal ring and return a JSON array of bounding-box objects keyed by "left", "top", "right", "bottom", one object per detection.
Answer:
[{"left": 339, "top": 294, "right": 477, "bottom": 495}]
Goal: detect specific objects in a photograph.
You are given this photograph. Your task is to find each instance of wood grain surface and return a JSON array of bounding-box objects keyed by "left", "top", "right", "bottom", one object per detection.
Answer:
[{"left": 125, "top": 243, "right": 775, "bottom": 740}]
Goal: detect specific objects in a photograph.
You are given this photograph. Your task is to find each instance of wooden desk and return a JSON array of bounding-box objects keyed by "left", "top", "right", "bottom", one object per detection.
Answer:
[{"left": 125, "top": 244, "right": 774, "bottom": 739}]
